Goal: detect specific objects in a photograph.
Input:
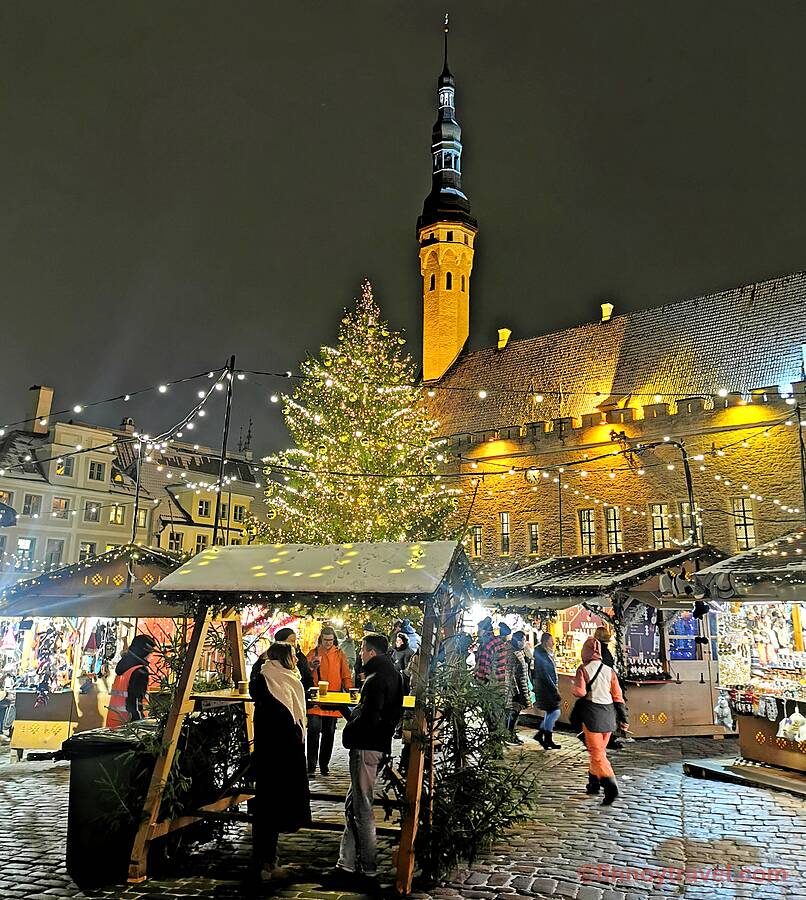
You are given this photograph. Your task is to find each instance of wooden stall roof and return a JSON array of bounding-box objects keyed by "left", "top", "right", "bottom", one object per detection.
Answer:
[
  {"left": 156, "top": 541, "right": 478, "bottom": 600},
  {"left": 695, "top": 530, "right": 806, "bottom": 601},
  {"left": 0, "top": 545, "right": 187, "bottom": 617},
  {"left": 483, "top": 546, "right": 722, "bottom": 611}
]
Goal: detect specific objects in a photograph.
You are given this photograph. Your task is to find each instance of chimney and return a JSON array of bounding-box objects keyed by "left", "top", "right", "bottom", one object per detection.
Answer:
[
  {"left": 497, "top": 327, "right": 512, "bottom": 350},
  {"left": 600, "top": 302, "right": 614, "bottom": 323},
  {"left": 29, "top": 386, "right": 54, "bottom": 435},
  {"left": 120, "top": 417, "right": 136, "bottom": 434}
]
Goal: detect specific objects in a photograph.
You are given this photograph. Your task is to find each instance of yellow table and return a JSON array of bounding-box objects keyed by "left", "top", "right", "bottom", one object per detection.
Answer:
[{"left": 314, "top": 691, "right": 415, "bottom": 708}]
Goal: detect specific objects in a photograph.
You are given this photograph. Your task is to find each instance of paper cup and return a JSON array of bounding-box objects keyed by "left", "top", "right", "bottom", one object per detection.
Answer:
[
  {"left": 237, "top": 680, "right": 248, "bottom": 695},
  {"left": 318, "top": 680, "right": 329, "bottom": 698}
]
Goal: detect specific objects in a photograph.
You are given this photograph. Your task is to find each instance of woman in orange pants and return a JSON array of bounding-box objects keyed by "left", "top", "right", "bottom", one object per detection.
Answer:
[{"left": 571, "top": 637, "right": 629, "bottom": 805}]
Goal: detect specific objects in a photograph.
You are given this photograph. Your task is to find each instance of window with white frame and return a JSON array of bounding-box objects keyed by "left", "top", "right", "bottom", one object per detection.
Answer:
[
  {"left": 22, "top": 494, "right": 42, "bottom": 517},
  {"left": 470, "top": 525, "right": 483, "bottom": 558},
  {"left": 55, "top": 456, "right": 74, "bottom": 477},
  {"left": 499, "top": 512, "right": 511, "bottom": 555},
  {"left": 51, "top": 497, "right": 70, "bottom": 519},
  {"left": 88, "top": 460, "right": 106, "bottom": 481},
  {"left": 0, "top": 490, "right": 13, "bottom": 507},
  {"left": 579, "top": 509, "right": 596, "bottom": 555},
  {"left": 45, "top": 539, "right": 64, "bottom": 568},
  {"left": 84, "top": 501, "right": 101, "bottom": 523},
  {"left": 528, "top": 522, "right": 540, "bottom": 555},
  {"left": 109, "top": 504, "right": 124, "bottom": 525},
  {"left": 17, "top": 537, "right": 36, "bottom": 568},
  {"left": 218, "top": 503, "right": 228, "bottom": 520},
  {"left": 605, "top": 506, "right": 623, "bottom": 553},
  {"left": 168, "top": 532, "right": 183, "bottom": 553},
  {"left": 650, "top": 503, "right": 670, "bottom": 548},
  {"left": 233, "top": 504, "right": 246, "bottom": 523},
  {"left": 79, "top": 541, "right": 96, "bottom": 561},
  {"left": 136, "top": 508, "right": 148, "bottom": 529},
  {"left": 732, "top": 498, "right": 756, "bottom": 550},
  {"left": 198, "top": 499, "right": 211, "bottom": 518},
  {"left": 195, "top": 534, "right": 209, "bottom": 554}
]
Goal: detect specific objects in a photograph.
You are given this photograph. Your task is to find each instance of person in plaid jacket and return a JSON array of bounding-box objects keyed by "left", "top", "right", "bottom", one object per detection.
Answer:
[{"left": 474, "top": 617, "right": 509, "bottom": 684}]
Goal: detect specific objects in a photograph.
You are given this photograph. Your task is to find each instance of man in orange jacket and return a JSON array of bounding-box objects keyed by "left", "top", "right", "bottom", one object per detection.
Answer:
[
  {"left": 107, "top": 634, "right": 155, "bottom": 728},
  {"left": 306, "top": 626, "right": 352, "bottom": 777}
]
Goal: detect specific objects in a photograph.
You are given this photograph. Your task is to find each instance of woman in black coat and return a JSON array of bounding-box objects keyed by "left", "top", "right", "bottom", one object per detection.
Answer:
[
  {"left": 532, "top": 633, "right": 562, "bottom": 749},
  {"left": 249, "top": 641, "right": 312, "bottom": 882}
]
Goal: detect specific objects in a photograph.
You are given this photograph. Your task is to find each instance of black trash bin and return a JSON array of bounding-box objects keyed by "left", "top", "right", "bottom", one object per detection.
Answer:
[{"left": 61, "top": 721, "right": 158, "bottom": 889}]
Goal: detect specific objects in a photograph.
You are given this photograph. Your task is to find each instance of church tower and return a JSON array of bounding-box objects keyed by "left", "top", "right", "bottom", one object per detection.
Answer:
[{"left": 418, "top": 17, "right": 478, "bottom": 382}]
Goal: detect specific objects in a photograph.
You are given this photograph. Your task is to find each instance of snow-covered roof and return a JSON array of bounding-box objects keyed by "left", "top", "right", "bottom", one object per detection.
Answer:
[{"left": 156, "top": 541, "right": 470, "bottom": 597}]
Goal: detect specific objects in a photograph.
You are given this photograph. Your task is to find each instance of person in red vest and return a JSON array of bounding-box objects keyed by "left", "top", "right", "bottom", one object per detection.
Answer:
[{"left": 106, "top": 634, "right": 156, "bottom": 728}]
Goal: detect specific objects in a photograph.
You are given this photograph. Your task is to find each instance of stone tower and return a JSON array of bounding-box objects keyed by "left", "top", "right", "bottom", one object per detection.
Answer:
[{"left": 418, "top": 17, "right": 478, "bottom": 382}]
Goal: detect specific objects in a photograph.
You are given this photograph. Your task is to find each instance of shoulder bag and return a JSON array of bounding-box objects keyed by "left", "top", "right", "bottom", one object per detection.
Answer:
[{"left": 569, "top": 662, "right": 605, "bottom": 732}]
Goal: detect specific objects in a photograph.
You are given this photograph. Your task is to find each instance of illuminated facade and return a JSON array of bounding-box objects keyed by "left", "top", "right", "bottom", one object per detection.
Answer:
[{"left": 418, "top": 38, "right": 806, "bottom": 574}]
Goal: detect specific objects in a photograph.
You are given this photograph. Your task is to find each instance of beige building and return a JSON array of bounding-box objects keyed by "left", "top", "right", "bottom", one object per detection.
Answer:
[{"left": 415, "top": 47, "right": 806, "bottom": 575}]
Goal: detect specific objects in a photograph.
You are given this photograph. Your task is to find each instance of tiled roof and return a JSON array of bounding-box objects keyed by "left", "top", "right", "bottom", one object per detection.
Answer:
[
  {"left": 428, "top": 271, "right": 806, "bottom": 436},
  {"left": 0, "top": 432, "right": 49, "bottom": 482}
]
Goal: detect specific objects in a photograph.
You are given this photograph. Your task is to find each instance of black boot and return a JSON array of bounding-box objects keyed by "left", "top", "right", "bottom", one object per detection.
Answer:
[
  {"left": 585, "top": 773, "right": 601, "bottom": 795},
  {"left": 601, "top": 776, "right": 620, "bottom": 806},
  {"left": 534, "top": 729, "right": 547, "bottom": 747},
  {"left": 543, "top": 731, "right": 561, "bottom": 749}
]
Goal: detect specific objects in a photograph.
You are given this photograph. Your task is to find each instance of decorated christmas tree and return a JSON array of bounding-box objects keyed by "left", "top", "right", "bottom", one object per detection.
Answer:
[{"left": 258, "top": 280, "right": 459, "bottom": 544}]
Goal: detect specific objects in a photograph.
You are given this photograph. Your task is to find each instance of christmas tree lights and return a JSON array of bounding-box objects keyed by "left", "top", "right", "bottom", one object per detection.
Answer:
[{"left": 255, "top": 281, "right": 459, "bottom": 544}]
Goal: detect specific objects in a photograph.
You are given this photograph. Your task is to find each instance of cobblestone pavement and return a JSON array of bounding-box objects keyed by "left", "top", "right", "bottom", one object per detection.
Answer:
[{"left": 1, "top": 728, "right": 804, "bottom": 899}]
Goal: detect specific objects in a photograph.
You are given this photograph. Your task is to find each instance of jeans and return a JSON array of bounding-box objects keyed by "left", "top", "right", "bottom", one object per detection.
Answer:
[
  {"left": 307, "top": 714, "right": 337, "bottom": 772},
  {"left": 542, "top": 708, "right": 561, "bottom": 733},
  {"left": 338, "top": 748, "right": 383, "bottom": 876},
  {"left": 506, "top": 708, "right": 520, "bottom": 733}
]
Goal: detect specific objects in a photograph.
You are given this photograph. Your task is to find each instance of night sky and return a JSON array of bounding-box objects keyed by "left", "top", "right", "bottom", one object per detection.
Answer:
[{"left": 3, "top": 2, "right": 806, "bottom": 451}]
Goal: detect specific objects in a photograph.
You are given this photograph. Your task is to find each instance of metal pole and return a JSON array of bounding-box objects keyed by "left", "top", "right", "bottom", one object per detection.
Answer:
[
  {"left": 129, "top": 439, "right": 144, "bottom": 547},
  {"left": 212, "top": 356, "right": 236, "bottom": 547},
  {"left": 675, "top": 442, "right": 698, "bottom": 545},
  {"left": 557, "top": 469, "right": 564, "bottom": 555}
]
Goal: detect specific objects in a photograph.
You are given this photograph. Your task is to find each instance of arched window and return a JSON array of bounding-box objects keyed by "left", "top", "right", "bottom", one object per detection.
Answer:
[
  {"left": 461, "top": 274, "right": 466, "bottom": 291},
  {"left": 446, "top": 272, "right": 453, "bottom": 290},
  {"left": 429, "top": 274, "right": 435, "bottom": 291}
]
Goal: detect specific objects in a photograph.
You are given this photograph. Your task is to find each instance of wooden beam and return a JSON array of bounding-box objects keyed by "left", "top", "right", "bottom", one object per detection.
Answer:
[{"left": 128, "top": 606, "right": 213, "bottom": 883}]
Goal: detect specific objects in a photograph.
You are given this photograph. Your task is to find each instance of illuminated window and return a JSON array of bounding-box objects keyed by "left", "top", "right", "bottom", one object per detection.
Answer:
[
  {"left": 16, "top": 537, "right": 36, "bottom": 568},
  {"left": 195, "top": 534, "right": 209, "bottom": 554},
  {"left": 105, "top": 544, "right": 119, "bottom": 553},
  {"left": 45, "top": 539, "right": 64, "bottom": 569},
  {"left": 233, "top": 505, "right": 246, "bottom": 523},
  {"left": 605, "top": 507, "right": 623, "bottom": 553},
  {"left": 55, "top": 456, "right": 74, "bottom": 477},
  {"left": 52, "top": 497, "right": 70, "bottom": 519},
  {"left": 84, "top": 501, "right": 100, "bottom": 523},
  {"left": 88, "top": 460, "right": 106, "bottom": 481},
  {"left": 109, "top": 504, "right": 124, "bottom": 525},
  {"left": 499, "top": 512, "right": 510, "bottom": 556},
  {"left": 0, "top": 490, "right": 13, "bottom": 507},
  {"left": 79, "top": 541, "right": 96, "bottom": 561},
  {"left": 136, "top": 508, "right": 148, "bottom": 529},
  {"left": 22, "top": 494, "right": 42, "bottom": 517},
  {"left": 429, "top": 274, "right": 435, "bottom": 291},
  {"left": 168, "top": 532, "right": 183, "bottom": 553},
  {"left": 218, "top": 503, "right": 228, "bottom": 520},
  {"left": 650, "top": 503, "right": 670, "bottom": 548},
  {"left": 528, "top": 522, "right": 539, "bottom": 555},
  {"left": 679, "top": 501, "right": 704, "bottom": 543},
  {"left": 579, "top": 509, "right": 595, "bottom": 555},
  {"left": 732, "top": 498, "right": 756, "bottom": 550},
  {"left": 446, "top": 272, "right": 453, "bottom": 290},
  {"left": 197, "top": 499, "right": 211, "bottom": 518},
  {"left": 470, "top": 524, "right": 483, "bottom": 558}
]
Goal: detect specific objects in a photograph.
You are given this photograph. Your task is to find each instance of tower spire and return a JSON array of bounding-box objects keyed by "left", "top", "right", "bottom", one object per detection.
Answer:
[{"left": 443, "top": 12, "right": 449, "bottom": 72}]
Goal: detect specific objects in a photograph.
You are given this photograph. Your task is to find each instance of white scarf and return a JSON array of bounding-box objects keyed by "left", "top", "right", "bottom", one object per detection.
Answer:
[{"left": 261, "top": 659, "right": 307, "bottom": 733}]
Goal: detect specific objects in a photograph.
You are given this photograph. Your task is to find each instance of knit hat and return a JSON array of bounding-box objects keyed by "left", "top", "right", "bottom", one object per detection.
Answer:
[
  {"left": 400, "top": 620, "right": 416, "bottom": 635},
  {"left": 498, "top": 622, "right": 512, "bottom": 638},
  {"left": 477, "top": 616, "right": 493, "bottom": 632}
]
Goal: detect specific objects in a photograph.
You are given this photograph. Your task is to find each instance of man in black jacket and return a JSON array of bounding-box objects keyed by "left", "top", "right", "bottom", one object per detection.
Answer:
[{"left": 335, "top": 633, "right": 403, "bottom": 887}]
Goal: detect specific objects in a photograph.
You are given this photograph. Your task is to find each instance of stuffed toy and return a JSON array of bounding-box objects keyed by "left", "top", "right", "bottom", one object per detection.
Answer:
[{"left": 713, "top": 694, "right": 734, "bottom": 729}]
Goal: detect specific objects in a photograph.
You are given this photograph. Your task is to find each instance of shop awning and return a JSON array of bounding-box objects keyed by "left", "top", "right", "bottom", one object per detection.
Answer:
[
  {"left": 155, "top": 541, "right": 477, "bottom": 601},
  {"left": 0, "top": 545, "right": 187, "bottom": 618},
  {"left": 695, "top": 530, "right": 806, "bottom": 602},
  {"left": 484, "top": 546, "right": 721, "bottom": 611}
]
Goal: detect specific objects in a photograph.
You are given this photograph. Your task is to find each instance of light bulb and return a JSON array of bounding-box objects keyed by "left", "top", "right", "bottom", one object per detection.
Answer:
[
  {"left": 73, "top": 405, "right": 83, "bottom": 413},
  {"left": 158, "top": 385, "right": 167, "bottom": 393},
  {"left": 478, "top": 390, "right": 487, "bottom": 399}
]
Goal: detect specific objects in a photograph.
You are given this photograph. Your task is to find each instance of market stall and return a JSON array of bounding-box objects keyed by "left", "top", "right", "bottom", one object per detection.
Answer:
[
  {"left": 692, "top": 530, "right": 806, "bottom": 789},
  {"left": 126, "top": 540, "right": 477, "bottom": 895},
  {"left": 0, "top": 546, "right": 185, "bottom": 753},
  {"left": 484, "top": 547, "right": 727, "bottom": 738}
]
